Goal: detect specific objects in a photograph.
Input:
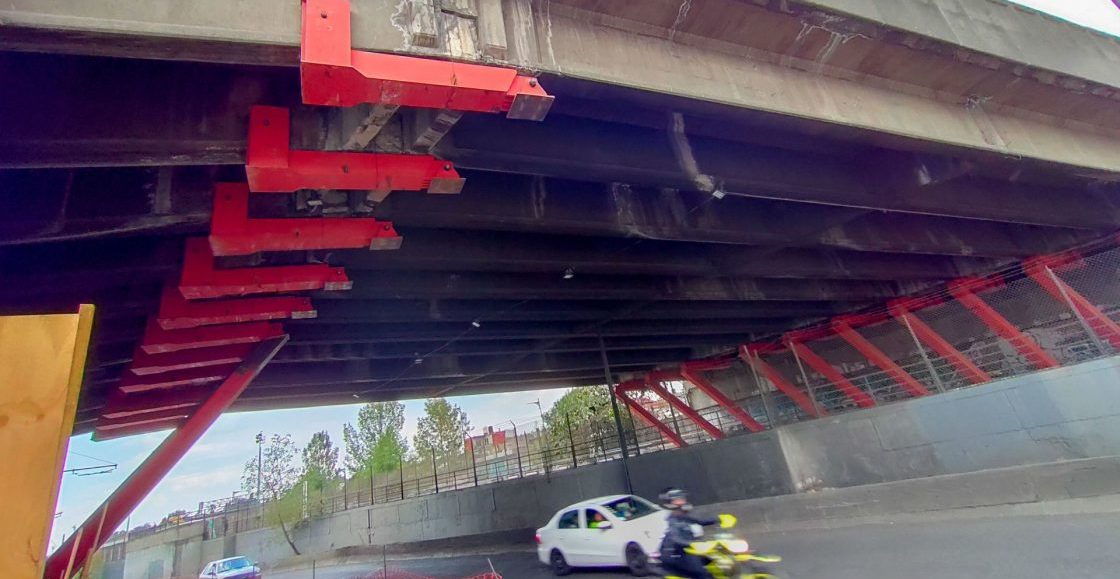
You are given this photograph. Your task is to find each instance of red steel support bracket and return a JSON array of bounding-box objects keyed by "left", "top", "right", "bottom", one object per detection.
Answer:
[
  {"left": 781, "top": 334, "right": 877, "bottom": 408},
  {"left": 95, "top": 407, "right": 195, "bottom": 437},
  {"left": 738, "top": 345, "right": 824, "bottom": 418},
  {"left": 300, "top": 0, "right": 553, "bottom": 119},
  {"left": 948, "top": 278, "right": 1060, "bottom": 370},
  {"left": 130, "top": 344, "right": 255, "bottom": 375},
  {"left": 139, "top": 321, "right": 285, "bottom": 354},
  {"left": 210, "top": 183, "right": 402, "bottom": 256},
  {"left": 615, "top": 382, "right": 687, "bottom": 448},
  {"left": 830, "top": 317, "right": 930, "bottom": 398},
  {"left": 246, "top": 106, "right": 465, "bottom": 194},
  {"left": 679, "top": 360, "right": 765, "bottom": 433},
  {"left": 44, "top": 335, "right": 288, "bottom": 579},
  {"left": 644, "top": 373, "right": 725, "bottom": 440},
  {"left": 118, "top": 364, "right": 238, "bottom": 394},
  {"left": 102, "top": 386, "right": 215, "bottom": 419},
  {"left": 888, "top": 298, "right": 991, "bottom": 385},
  {"left": 182, "top": 237, "right": 352, "bottom": 296},
  {"left": 1024, "top": 256, "right": 1120, "bottom": 350},
  {"left": 157, "top": 286, "right": 316, "bottom": 329}
]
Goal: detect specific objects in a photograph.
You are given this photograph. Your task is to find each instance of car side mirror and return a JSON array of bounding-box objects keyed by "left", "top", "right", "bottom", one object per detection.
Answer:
[{"left": 597, "top": 521, "right": 613, "bottom": 530}]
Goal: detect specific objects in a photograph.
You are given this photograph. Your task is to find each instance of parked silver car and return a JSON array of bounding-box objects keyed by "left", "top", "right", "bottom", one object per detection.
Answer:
[{"left": 199, "top": 556, "right": 261, "bottom": 579}]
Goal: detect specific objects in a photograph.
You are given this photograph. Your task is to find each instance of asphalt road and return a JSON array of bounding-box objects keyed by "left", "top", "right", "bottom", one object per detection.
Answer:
[{"left": 271, "top": 512, "right": 1120, "bottom": 579}]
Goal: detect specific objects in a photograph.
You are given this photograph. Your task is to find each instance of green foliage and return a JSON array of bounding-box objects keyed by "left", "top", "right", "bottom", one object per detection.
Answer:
[
  {"left": 543, "top": 386, "right": 625, "bottom": 439},
  {"left": 301, "top": 431, "right": 340, "bottom": 492},
  {"left": 413, "top": 398, "right": 471, "bottom": 458},
  {"left": 342, "top": 402, "right": 408, "bottom": 474},
  {"left": 241, "top": 433, "right": 303, "bottom": 555},
  {"left": 263, "top": 484, "right": 305, "bottom": 556}
]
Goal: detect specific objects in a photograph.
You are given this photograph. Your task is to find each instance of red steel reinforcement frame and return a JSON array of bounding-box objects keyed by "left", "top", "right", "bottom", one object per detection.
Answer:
[
  {"left": 740, "top": 344, "right": 824, "bottom": 418},
  {"left": 948, "top": 277, "right": 1059, "bottom": 370},
  {"left": 615, "top": 381, "right": 687, "bottom": 448}
]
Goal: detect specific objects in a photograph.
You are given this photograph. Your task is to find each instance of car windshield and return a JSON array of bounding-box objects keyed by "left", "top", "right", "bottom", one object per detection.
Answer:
[
  {"left": 601, "top": 496, "right": 657, "bottom": 520},
  {"left": 218, "top": 558, "right": 252, "bottom": 571}
]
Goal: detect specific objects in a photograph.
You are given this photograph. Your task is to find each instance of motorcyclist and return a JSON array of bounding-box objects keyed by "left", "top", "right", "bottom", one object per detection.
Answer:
[{"left": 658, "top": 488, "right": 719, "bottom": 579}]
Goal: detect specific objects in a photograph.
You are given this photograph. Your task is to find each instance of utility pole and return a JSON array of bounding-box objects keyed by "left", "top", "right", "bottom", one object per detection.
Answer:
[
  {"left": 599, "top": 335, "right": 633, "bottom": 494},
  {"left": 254, "top": 432, "right": 264, "bottom": 500}
]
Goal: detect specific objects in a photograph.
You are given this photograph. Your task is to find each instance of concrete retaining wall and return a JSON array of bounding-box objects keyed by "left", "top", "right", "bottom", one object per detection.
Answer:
[{"left": 118, "top": 357, "right": 1120, "bottom": 577}]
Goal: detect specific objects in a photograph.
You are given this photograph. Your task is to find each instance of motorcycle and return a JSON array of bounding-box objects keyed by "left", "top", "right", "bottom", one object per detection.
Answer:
[{"left": 660, "top": 514, "right": 781, "bottom": 579}]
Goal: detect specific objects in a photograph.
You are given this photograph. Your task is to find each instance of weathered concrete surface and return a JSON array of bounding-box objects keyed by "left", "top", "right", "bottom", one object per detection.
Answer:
[{"left": 3, "top": 0, "right": 1120, "bottom": 171}]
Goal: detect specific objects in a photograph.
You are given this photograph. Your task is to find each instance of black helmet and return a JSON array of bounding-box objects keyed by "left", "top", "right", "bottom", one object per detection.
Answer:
[{"left": 659, "top": 488, "right": 689, "bottom": 509}]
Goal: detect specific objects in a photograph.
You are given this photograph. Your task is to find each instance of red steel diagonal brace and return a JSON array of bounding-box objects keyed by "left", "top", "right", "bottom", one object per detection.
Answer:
[
  {"left": 739, "top": 345, "right": 824, "bottom": 417},
  {"left": 246, "top": 106, "right": 465, "bottom": 194},
  {"left": 300, "top": 0, "right": 553, "bottom": 119},
  {"left": 44, "top": 336, "right": 288, "bottom": 579},
  {"left": 948, "top": 278, "right": 1060, "bottom": 370},
  {"left": 1024, "top": 256, "right": 1120, "bottom": 351},
  {"left": 182, "top": 237, "right": 352, "bottom": 297},
  {"left": 679, "top": 361, "right": 765, "bottom": 433},
  {"left": 888, "top": 298, "right": 991, "bottom": 385},
  {"left": 157, "top": 286, "right": 316, "bottom": 329},
  {"left": 782, "top": 337, "right": 878, "bottom": 407},
  {"left": 615, "top": 382, "right": 687, "bottom": 448},
  {"left": 209, "top": 183, "right": 403, "bottom": 256},
  {"left": 831, "top": 318, "right": 930, "bottom": 398},
  {"left": 644, "top": 374, "right": 725, "bottom": 439}
]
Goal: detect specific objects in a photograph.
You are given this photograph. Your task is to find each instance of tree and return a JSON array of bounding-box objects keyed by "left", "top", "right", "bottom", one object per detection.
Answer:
[
  {"left": 543, "top": 386, "right": 633, "bottom": 457},
  {"left": 241, "top": 434, "right": 302, "bottom": 555},
  {"left": 413, "top": 398, "right": 470, "bottom": 459},
  {"left": 342, "top": 402, "right": 408, "bottom": 474},
  {"left": 302, "top": 431, "right": 340, "bottom": 492}
]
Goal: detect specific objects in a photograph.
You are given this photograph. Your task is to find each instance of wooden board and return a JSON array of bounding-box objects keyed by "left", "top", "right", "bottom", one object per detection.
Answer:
[{"left": 0, "top": 305, "right": 95, "bottom": 578}]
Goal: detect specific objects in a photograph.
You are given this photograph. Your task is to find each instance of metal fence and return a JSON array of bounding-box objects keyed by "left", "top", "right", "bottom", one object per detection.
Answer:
[{"left": 168, "top": 240, "right": 1120, "bottom": 539}]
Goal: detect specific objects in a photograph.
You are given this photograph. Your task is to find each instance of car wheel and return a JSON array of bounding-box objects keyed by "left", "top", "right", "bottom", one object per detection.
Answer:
[
  {"left": 550, "top": 549, "right": 572, "bottom": 576},
  {"left": 626, "top": 543, "right": 650, "bottom": 577}
]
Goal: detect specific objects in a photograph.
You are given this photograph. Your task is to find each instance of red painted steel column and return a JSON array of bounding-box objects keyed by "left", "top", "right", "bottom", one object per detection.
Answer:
[
  {"left": 1024, "top": 257, "right": 1120, "bottom": 351},
  {"left": 831, "top": 320, "right": 930, "bottom": 398},
  {"left": 615, "top": 383, "right": 687, "bottom": 448},
  {"left": 783, "top": 338, "right": 877, "bottom": 408},
  {"left": 44, "top": 336, "right": 288, "bottom": 579},
  {"left": 888, "top": 299, "right": 991, "bottom": 385},
  {"left": 644, "top": 375, "right": 725, "bottom": 439},
  {"left": 679, "top": 362, "right": 765, "bottom": 433},
  {"left": 738, "top": 345, "right": 824, "bottom": 418},
  {"left": 948, "top": 279, "right": 1060, "bottom": 370}
]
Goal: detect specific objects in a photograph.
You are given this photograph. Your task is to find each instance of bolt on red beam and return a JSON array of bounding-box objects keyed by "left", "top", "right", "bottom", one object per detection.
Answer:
[
  {"left": 679, "top": 361, "right": 765, "bottom": 433},
  {"left": 130, "top": 344, "right": 255, "bottom": 376},
  {"left": 644, "top": 374, "right": 725, "bottom": 439},
  {"left": 209, "top": 183, "right": 403, "bottom": 256},
  {"left": 739, "top": 345, "right": 824, "bottom": 418},
  {"left": 300, "top": 0, "right": 553, "bottom": 120},
  {"left": 246, "top": 106, "right": 465, "bottom": 194},
  {"left": 157, "top": 285, "right": 316, "bottom": 329},
  {"left": 118, "top": 364, "right": 238, "bottom": 394},
  {"left": 888, "top": 298, "right": 991, "bottom": 385},
  {"left": 948, "top": 278, "right": 1060, "bottom": 370},
  {"left": 615, "top": 382, "right": 687, "bottom": 448},
  {"left": 139, "top": 320, "right": 285, "bottom": 354},
  {"left": 44, "top": 336, "right": 288, "bottom": 579},
  {"left": 781, "top": 337, "right": 877, "bottom": 408},
  {"left": 1024, "top": 256, "right": 1120, "bottom": 351},
  {"left": 830, "top": 318, "right": 930, "bottom": 398},
  {"left": 182, "top": 236, "right": 352, "bottom": 296}
]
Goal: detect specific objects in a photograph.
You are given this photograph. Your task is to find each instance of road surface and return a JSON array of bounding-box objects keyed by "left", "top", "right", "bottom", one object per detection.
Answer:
[{"left": 271, "top": 512, "right": 1120, "bottom": 578}]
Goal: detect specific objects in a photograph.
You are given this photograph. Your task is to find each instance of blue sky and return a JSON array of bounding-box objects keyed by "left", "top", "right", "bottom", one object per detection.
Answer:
[{"left": 50, "top": 0, "right": 1120, "bottom": 553}]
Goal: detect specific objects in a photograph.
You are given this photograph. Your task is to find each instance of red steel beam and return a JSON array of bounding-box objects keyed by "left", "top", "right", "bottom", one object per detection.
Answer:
[
  {"left": 209, "top": 183, "right": 403, "bottom": 255},
  {"left": 739, "top": 345, "right": 824, "bottom": 417},
  {"left": 888, "top": 298, "right": 991, "bottom": 385},
  {"left": 140, "top": 320, "right": 285, "bottom": 354},
  {"left": 101, "top": 386, "right": 213, "bottom": 419},
  {"left": 644, "top": 376, "right": 725, "bottom": 440},
  {"left": 782, "top": 337, "right": 877, "bottom": 407},
  {"left": 831, "top": 319, "right": 930, "bottom": 398},
  {"left": 679, "top": 361, "right": 765, "bottom": 433},
  {"left": 948, "top": 278, "right": 1060, "bottom": 370},
  {"left": 93, "top": 417, "right": 186, "bottom": 441},
  {"left": 615, "top": 382, "right": 686, "bottom": 448},
  {"left": 156, "top": 286, "right": 316, "bottom": 329},
  {"left": 130, "top": 344, "right": 255, "bottom": 376},
  {"left": 95, "top": 407, "right": 195, "bottom": 434},
  {"left": 44, "top": 336, "right": 288, "bottom": 579},
  {"left": 1024, "top": 257, "right": 1120, "bottom": 351},
  {"left": 300, "top": 0, "right": 553, "bottom": 119},
  {"left": 181, "top": 236, "right": 352, "bottom": 296},
  {"left": 245, "top": 106, "right": 465, "bottom": 194},
  {"left": 118, "top": 364, "right": 237, "bottom": 394}
]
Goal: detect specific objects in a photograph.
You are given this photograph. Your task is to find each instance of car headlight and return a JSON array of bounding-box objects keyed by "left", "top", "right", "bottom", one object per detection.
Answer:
[{"left": 725, "top": 539, "right": 750, "bottom": 553}]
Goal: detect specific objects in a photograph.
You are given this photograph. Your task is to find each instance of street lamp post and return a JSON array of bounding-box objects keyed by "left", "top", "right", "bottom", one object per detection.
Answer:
[
  {"left": 507, "top": 420, "right": 524, "bottom": 478},
  {"left": 254, "top": 432, "right": 264, "bottom": 500}
]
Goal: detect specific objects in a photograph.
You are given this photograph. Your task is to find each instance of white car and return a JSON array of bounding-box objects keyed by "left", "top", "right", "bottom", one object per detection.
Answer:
[
  {"left": 199, "top": 556, "right": 261, "bottom": 579},
  {"left": 536, "top": 494, "right": 669, "bottom": 576}
]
